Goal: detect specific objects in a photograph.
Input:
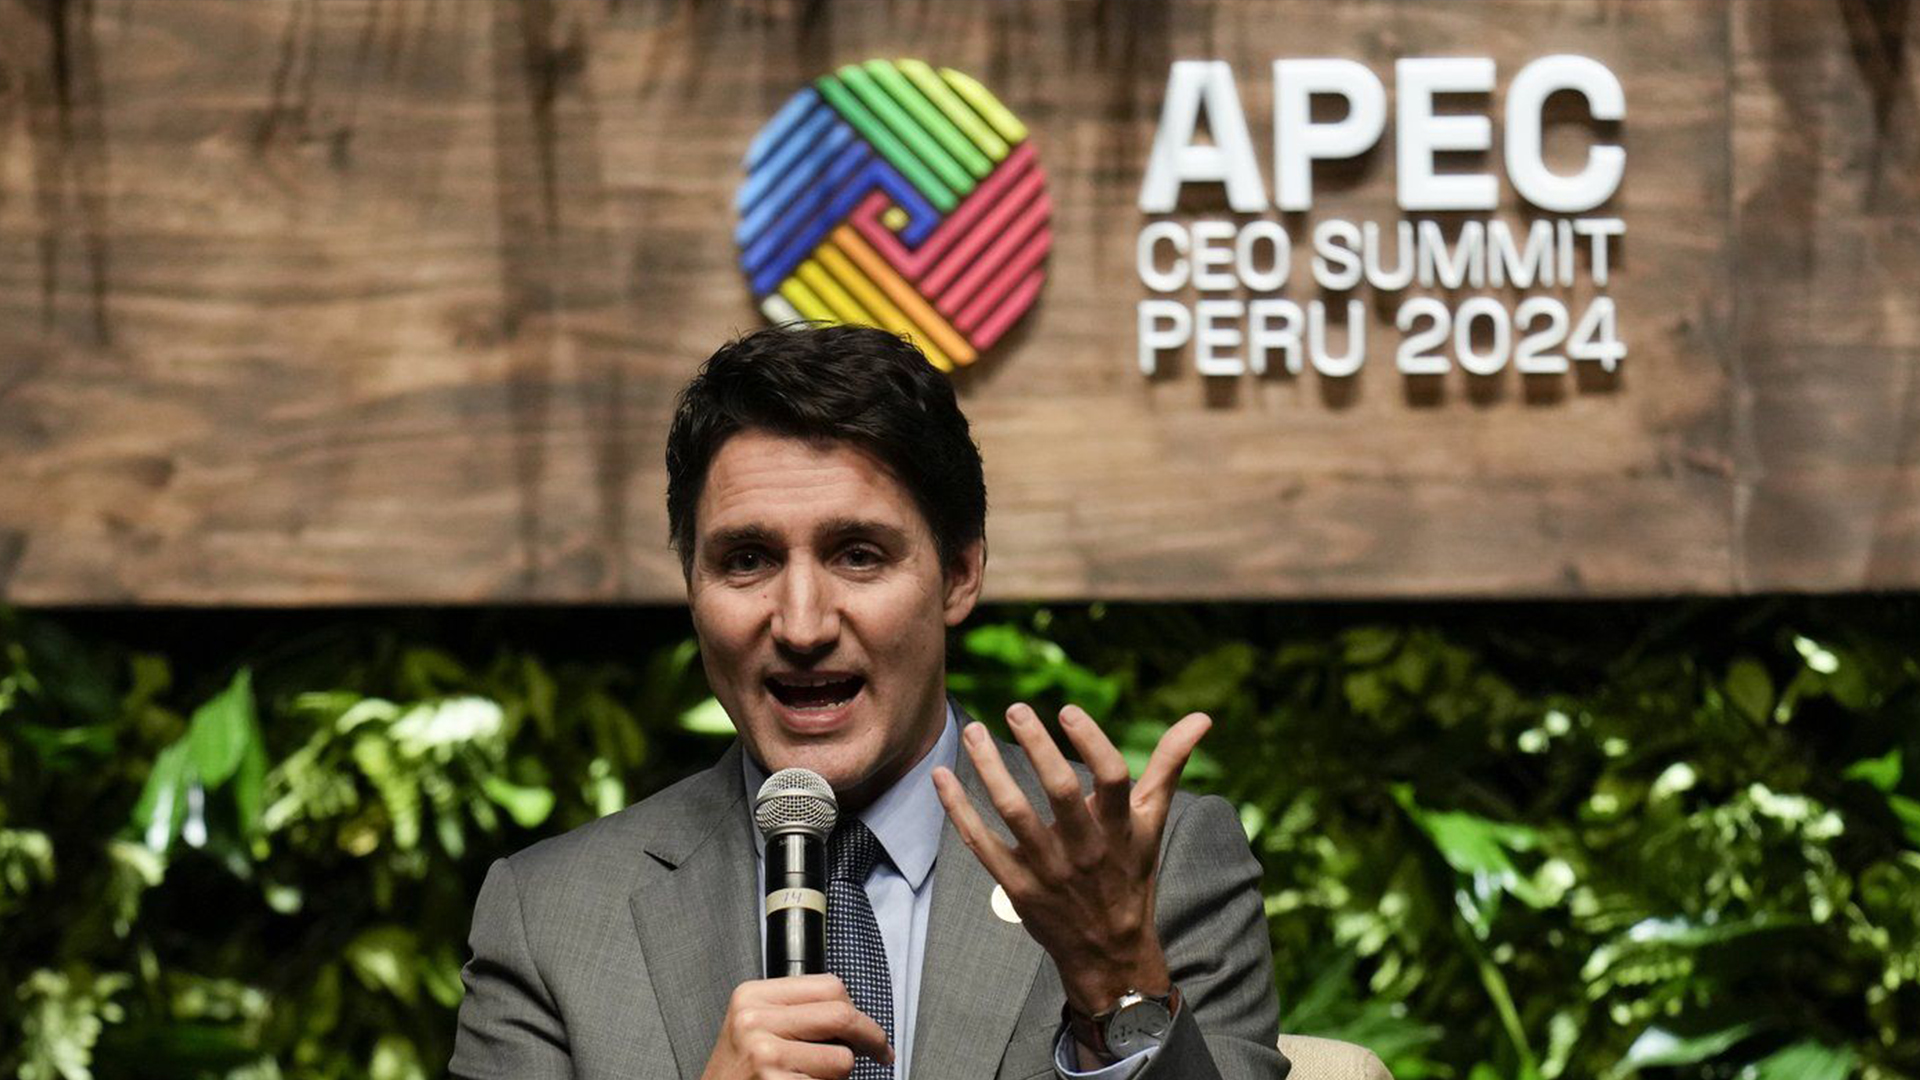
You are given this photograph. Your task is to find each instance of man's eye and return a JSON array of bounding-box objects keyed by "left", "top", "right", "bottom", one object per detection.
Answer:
[
  {"left": 840, "top": 546, "right": 883, "bottom": 569},
  {"left": 722, "top": 550, "right": 769, "bottom": 573}
]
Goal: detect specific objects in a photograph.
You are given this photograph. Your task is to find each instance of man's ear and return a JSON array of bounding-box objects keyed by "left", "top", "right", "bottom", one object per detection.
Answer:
[{"left": 942, "top": 538, "right": 987, "bottom": 626}]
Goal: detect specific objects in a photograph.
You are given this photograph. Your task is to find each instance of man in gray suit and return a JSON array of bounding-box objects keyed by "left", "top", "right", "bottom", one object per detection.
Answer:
[{"left": 452, "top": 325, "right": 1290, "bottom": 1080}]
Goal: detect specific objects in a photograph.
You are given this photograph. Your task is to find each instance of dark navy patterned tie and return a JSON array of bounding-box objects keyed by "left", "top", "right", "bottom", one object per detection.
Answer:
[{"left": 827, "top": 819, "right": 894, "bottom": 1079}]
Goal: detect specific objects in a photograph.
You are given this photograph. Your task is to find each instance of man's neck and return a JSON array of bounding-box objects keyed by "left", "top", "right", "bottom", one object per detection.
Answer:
[{"left": 834, "top": 706, "right": 950, "bottom": 813}]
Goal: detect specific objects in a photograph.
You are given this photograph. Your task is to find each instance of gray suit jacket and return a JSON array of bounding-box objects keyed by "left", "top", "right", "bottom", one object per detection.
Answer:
[{"left": 451, "top": 733, "right": 1290, "bottom": 1080}]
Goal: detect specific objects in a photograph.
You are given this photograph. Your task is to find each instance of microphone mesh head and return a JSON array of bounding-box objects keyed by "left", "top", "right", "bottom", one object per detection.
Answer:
[{"left": 754, "top": 767, "right": 838, "bottom": 840}]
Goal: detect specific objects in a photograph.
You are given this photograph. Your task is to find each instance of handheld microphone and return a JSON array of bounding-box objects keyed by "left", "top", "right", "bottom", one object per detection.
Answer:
[{"left": 754, "top": 767, "right": 838, "bottom": 978}]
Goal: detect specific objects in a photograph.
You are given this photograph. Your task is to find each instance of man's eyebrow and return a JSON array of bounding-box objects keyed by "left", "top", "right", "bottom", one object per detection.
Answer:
[
  {"left": 817, "top": 517, "right": 911, "bottom": 546},
  {"left": 701, "top": 518, "right": 911, "bottom": 551},
  {"left": 703, "top": 524, "right": 779, "bottom": 550}
]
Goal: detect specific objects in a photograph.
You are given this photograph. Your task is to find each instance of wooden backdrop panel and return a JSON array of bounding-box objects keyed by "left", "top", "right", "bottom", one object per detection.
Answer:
[
  {"left": 1731, "top": 0, "right": 1920, "bottom": 590},
  {"left": 0, "top": 0, "right": 1907, "bottom": 602}
]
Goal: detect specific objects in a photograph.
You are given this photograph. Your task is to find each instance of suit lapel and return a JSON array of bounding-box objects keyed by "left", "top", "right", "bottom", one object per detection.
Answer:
[
  {"left": 630, "top": 744, "right": 762, "bottom": 1080},
  {"left": 910, "top": 730, "right": 1047, "bottom": 1080}
]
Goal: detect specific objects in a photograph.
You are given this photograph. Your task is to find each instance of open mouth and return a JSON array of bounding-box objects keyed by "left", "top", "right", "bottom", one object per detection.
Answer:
[{"left": 765, "top": 674, "right": 865, "bottom": 711}]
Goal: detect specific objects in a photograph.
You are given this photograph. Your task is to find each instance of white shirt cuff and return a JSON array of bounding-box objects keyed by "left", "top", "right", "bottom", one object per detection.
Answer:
[{"left": 1052, "top": 1025, "right": 1156, "bottom": 1080}]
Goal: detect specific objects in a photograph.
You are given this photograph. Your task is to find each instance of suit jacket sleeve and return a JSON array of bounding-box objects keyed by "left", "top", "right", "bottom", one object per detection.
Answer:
[
  {"left": 1134, "top": 793, "right": 1291, "bottom": 1080},
  {"left": 450, "top": 857, "right": 575, "bottom": 1080}
]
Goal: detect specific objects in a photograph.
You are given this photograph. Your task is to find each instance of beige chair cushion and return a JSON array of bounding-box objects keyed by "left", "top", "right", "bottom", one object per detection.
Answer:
[{"left": 1277, "top": 1034, "right": 1394, "bottom": 1080}]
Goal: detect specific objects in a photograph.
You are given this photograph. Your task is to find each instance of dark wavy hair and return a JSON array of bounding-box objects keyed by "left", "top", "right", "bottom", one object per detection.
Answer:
[{"left": 666, "top": 325, "right": 987, "bottom": 577}]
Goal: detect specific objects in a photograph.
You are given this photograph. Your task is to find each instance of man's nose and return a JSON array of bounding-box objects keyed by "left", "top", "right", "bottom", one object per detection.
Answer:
[{"left": 770, "top": 562, "right": 840, "bottom": 656}]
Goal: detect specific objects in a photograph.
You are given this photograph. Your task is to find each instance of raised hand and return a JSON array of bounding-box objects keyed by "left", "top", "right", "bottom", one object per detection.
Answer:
[{"left": 931, "top": 703, "right": 1212, "bottom": 1016}]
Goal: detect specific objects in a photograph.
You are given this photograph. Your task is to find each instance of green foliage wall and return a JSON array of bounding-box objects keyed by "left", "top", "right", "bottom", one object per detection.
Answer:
[{"left": 2, "top": 600, "right": 1917, "bottom": 1080}]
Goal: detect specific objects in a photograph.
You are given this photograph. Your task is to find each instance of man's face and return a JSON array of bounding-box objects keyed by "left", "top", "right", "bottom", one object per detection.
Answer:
[{"left": 688, "top": 430, "right": 984, "bottom": 810}]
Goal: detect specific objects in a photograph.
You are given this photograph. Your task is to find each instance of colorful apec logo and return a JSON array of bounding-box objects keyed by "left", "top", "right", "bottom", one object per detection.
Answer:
[{"left": 736, "top": 59, "right": 1051, "bottom": 371}]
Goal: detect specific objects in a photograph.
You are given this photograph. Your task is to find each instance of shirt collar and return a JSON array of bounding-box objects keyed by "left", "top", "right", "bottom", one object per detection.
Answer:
[{"left": 741, "top": 701, "right": 958, "bottom": 891}]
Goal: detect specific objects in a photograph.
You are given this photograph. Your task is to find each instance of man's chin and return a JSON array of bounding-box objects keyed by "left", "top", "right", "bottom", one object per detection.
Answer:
[{"left": 748, "top": 738, "right": 872, "bottom": 793}]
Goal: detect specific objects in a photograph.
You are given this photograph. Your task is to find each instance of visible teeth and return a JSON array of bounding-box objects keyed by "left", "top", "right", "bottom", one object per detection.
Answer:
[{"left": 767, "top": 674, "right": 862, "bottom": 712}]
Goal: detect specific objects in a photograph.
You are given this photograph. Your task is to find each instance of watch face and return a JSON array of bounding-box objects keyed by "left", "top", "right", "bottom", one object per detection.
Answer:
[{"left": 1106, "top": 999, "right": 1174, "bottom": 1058}]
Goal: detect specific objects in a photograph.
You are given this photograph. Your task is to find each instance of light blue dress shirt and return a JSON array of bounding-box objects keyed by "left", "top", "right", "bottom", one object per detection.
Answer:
[{"left": 744, "top": 704, "right": 1154, "bottom": 1080}]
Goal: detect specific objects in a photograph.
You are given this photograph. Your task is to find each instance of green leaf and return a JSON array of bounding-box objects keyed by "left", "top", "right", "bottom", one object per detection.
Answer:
[
  {"left": 1460, "top": 921, "right": 1536, "bottom": 1073},
  {"left": 635, "top": 638, "right": 702, "bottom": 723},
  {"left": 963, "top": 623, "right": 1047, "bottom": 666},
  {"left": 1724, "top": 657, "right": 1774, "bottom": 724},
  {"left": 1343, "top": 671, "right": 1392, "bottom": 717},
  {"left": 352, "top": 734, "right": 419, "bottom": 851},
  {"left": 1393, "top": 786, "right": 1538, "bottom": 878},
  {"left": 1843, "top": 748, "right": 1902, "bottom": 794},
  {"left": 586, "top": 691, "right": 648, "bottom": 768},
  {"left": 420, "top": 944, "right": 466, "bottom": 1009},
  {"left": 370, "top": 1033, "right": 425, "bottom": 1080},
  {"left": 307, "top": 963, "right": 343, "bottom": 1036},
  {"left": 130, "top": 742, "right": 191, "bottom": 851},
  {"left": 16, "top": 721, "right": 116, "bottom": 765},
  {"left": 397, "top": 646, "right": 468, "bottom": 697},
  {"left": 184, "top": 669, "right": 257, "bottom": 788},
  {"left": 345, "top": 926, "right": 420, "bottom": 1006},
  {"left": 520, "top": 654, "right": 558, "bottom": 739},
  {"left": 1614, "top": 1023, "right": 1757, "bottom": 1073},
  {"left": 123, "top": 652, "right": 172, "bottom": 710},
  {"left": 1158, "top": 644, "right": 1257, "bottom": 714},
  {"left": 481, "top": 776, "right": 556, "bottom": 829},
  {"left": 679, "top": 696, "right": 736, "bottom": 736},
  {"left": 1886, "top": 794, "right": 1920, "bottom": 849},
  {"left": 264, "top": 881, "right": 303, "bottom": 914},
  {"left": 1747, "top": 1040, "right": 1855, "bottom": 1080},
  {"left": 0, "top": 829, "right": 55, "bottom": 909},
  {"left": 1342, "top": 627, "right": 1400, "bottom": 665},
  {"left": 436, "top": 810, "right": 466, "bottom": 858},
  {"left": 1610, "top": 914, "right": 1797, "bottom": 949},
  {"left": 233, "top": 732, "right": 268, "bottom": 839},
  {"left": 592, "top": 774, "right": 628, "bottom": 818}
]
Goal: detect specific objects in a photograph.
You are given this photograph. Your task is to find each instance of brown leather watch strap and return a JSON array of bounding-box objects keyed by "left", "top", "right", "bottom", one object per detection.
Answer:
[{"left": 1064, "top": 1002, "right": 1110, "bottom": 1060}]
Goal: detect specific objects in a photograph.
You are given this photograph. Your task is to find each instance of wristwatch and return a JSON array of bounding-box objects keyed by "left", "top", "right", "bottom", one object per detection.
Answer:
[{"left": 1065, "top": 985, "right": 1182, "bottom": 1061}]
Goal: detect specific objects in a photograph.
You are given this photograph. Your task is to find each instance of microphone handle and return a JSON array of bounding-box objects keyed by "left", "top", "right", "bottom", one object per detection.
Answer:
[{"left": 765, "top": 832, "right": 827, "bottom": 977}]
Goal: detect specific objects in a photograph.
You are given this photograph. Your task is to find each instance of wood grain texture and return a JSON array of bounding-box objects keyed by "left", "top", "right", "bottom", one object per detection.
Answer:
[
  {"left": 1731, "top": 0, "right": 1920, "bottom": 591},
  {"left": 0, "top": 0, "right": 1903, "bottom": 602}
]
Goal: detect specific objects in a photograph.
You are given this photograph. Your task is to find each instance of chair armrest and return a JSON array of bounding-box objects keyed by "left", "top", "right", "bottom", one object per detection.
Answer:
[{"left": 1276, "top": 1034, "right": 1394, "bottom": 1080}]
